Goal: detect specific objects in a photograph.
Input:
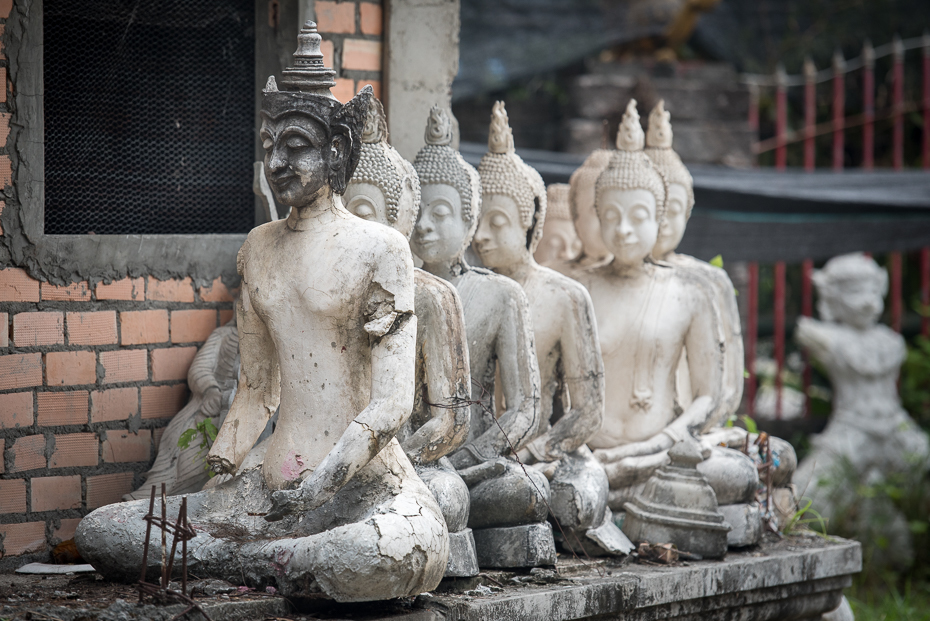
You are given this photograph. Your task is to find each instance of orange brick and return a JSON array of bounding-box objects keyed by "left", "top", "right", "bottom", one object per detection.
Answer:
[
  {"left": 0, "top": 0, "right": 11, "bottom": 19},
  {"left": 120, "top": 309, "right": 169, "bottom": 345},
  {"left": 316, "top": 1, "right": 356, "bottom": 33},
  {"left": 87, "top": 472, "right": 135, "bottom": 509},
  {"left": 95, "top": 277, "right": 144, "bottom": 301},
  {"left": 321, "top": 39, "right": 335, "bottom": 69},
  {"left": 141, "top": 384, "right": 189, "bottom": 420},
  {"left": 151, "top": 347, "right": 197, "bottom": 382},
  {"left": 359, "top": 3, "right": 382, "bottom": 35},
  {"left": 53, "top": 518, "right": 82, "bottom": 542},
  {"left": 0, "top": 25, "right": 4, "bottom": 55},
  {"left": 333, "top": 77, "right": 355, "bottom": 103},
  {"left": 342, "top": 39, "right": 381, "bottom": 71},
  {"left": 153, "top": 427, "right": 166, "bottom": 447},
  {"left": 0, "top": 479, "right": 26, "bottom": 513},
  {"left": 66, "top": 310, "right": 118, "bottom": 346},
  {"left": 91, "top": 387, "right": 138, "bottom": 423},
  {"left": 102, "top": 429, "right": 151, "bottom": 463},
  {"left": 147, "top": 276, "right": 194, "bottom": 302},
  {"left": 0, "top": 522, "right": 46, "bottom": 556},
  {"left": 50, "top": 432, "right": 98, "bottom": 468},
  {"left": 0, "top": 112, "right": 10, "bottom": 148},
  {"left": 100, "top": 349, "right": 148, "bottom": 384},
  {"left": 13, "top": 312, "right": 64, "bottom": 347},
  {"left": 219, "top": 309, "right": 235, "bottom": 325},
  {"left": 46, "top": 350, "right": 96, "bottom": 386},
  {"left": 0, "top": 439, "right": 3, "bottom": 474},
  {"left": 0, "top": 267, "right": 40, "bottom": 302},
  {"left": 41, "top": 281, "right": 91, "bottom": 301},
  {"left": 0, "top": 311, "right": 7, "bottom": 347},
  {"left": 0, "top": 155, "right": 7, "bottom": 186},
  {"left": 32, "top": 475, "right": 82, "bottom": 511},
  {"left": 171, "top": 309, "right": 217, "bottom": 343},
  {"left": 0, "top": 391, "right": 33, "bottom": 429},
  {"left": 0, "top": 352, "right": 43, "bottom": 390},
  {"left": 10, "top": 434, "right": 46, "bottom": 472},
  {"left": 199, "top": 277, "right": 236, "bottom": 302},
  {"left": 37, "top": 391, "right": 89, "bottom": 426}
]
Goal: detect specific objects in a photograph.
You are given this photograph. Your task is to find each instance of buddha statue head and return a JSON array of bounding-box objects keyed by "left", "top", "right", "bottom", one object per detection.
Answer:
[
  {"left": 260, "top": 21, "right": 371, "bottom": 208},
  {"left": 812, "top": 253, "right": 887, "bottom": 330},
  {"left": 534, "top": 183, "right": 582, "bottom": 265},
  {"left": 411, "top": 105, "right": 482, "bottom": 267},
  {"left": 644, "top": 101, "right": 694, "bottom": 259},
  {"left": 474, "top": 101, "right": 547, "bottom": 270},
  {"left": 569, "top": 148, "right": 612, "bottom": 263},
  {"left": 344, "top": 97, "right": 421, "bottom": 238},
  {"left": 594, "top": 99, "right": 667, "bottom": 267}
]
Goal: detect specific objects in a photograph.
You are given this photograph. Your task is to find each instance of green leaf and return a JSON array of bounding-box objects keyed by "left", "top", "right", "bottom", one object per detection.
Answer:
[
  {"left": 178, "top": 428, "right": 197, "bottom": 449},
  {"left": 709, "top": 254, "right": 724, "bottom": 268},
  {"left": 740, "top": 415, "right": 758, "bottom": 434}
]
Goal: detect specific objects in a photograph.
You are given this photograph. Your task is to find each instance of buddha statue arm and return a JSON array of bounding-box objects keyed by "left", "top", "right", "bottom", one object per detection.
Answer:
[
  {"left": 401, "top": 282, "right": 471, "bottom": 465},
  {"left": 207, "top": 282, "right": 281, "bottom": 473}
]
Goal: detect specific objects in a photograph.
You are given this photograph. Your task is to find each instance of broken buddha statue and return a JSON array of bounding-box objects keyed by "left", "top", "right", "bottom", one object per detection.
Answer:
[
  {"left": 412, "top": 105, "right": 555, "bottom": 568},
  {"left": 76, "top": 23, "right": 449, "bottom": 602},
  {"left": 344, "top": 97, "right": 477, "bottom": 577},
  {"left": 579, "top": 100, "right": 759, "bottom": 519},
  {"left": 474, "top": 102, "right": 632, "bottom": 556}
]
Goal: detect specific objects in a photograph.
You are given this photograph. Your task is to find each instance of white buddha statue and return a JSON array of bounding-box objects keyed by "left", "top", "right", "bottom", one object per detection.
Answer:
[{"left": 534, "top": 183, "right": 582, "bottom": 267}]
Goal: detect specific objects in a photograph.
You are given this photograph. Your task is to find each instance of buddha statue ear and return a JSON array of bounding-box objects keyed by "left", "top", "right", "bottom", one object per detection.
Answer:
[{"left": 330, "top": 85, "right": 373, "bottom": 194}]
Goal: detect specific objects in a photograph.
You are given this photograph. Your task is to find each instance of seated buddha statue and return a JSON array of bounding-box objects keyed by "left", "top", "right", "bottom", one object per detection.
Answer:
[
  {"left": 343, "top": 97, "right": 477, "bottom": 577},
  {"left": 533, "top": 183, "right": 582, "bottom": 267},
  {"left": 75, "top": 23, "right": 449, "bottom": 602},
  {"left": 412, "top": 105, "right": 555, "bottom": 568},
  {"left": 473, "top": 102, "right": 632, "bottom": 556}
]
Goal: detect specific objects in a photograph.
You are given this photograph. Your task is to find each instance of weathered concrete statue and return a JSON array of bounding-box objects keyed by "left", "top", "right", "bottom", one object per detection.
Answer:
[
  {"left": 76, "top": 23, "right": 449, "bottom": 602},
  {"left": 474, "top": 102, "right": 632, "bottom": 556},
  {"left": 579, "top": 101, "right": 758, "bottom": 515},
  {"left": 795, "top": 253, "right": 930, "bottom": 535},
  {"left": 125, "top": 319, "right": 240, "bottom": 500},
  {"left": 344, "top": 98, "right": 477, "bottom": 577},
  {"left": 534, "top": 183, "right": 582, "bottom": 267},
  {"left": 412, "top": 105, "right": 555, "bottom": 568}
]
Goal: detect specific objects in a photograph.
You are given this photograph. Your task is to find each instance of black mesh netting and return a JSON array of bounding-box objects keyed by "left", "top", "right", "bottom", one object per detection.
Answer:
[{"left": 44, "top": 0, "right": 256, "bottom": 235}]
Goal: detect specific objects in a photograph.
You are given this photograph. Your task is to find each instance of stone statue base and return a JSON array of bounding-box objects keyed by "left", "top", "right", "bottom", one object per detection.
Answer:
[
  {"left": 445, "top": 529, "right": 479, "bottom": 577},
  {"left": 473, "top": 523, "right": 557, "bottom": 568},
  {"left": 720, "top": 503, "right": 762, "bottom": 548}
]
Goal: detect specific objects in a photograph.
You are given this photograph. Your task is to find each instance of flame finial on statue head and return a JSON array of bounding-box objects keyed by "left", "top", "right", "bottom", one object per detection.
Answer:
[
  {"left": 425, "top": 105, "right": 454, "bottom": 147},
  {"left": 646, "top": 100, "right": 673, "bottom": 149},
  {"left": 616, "top": 99, "right": 645, "bottom": 152},
  {"left": 488, "top": 101, "right": 515, "bottom": 154},
  {"left": 279, "top": 21, "right": 338, "bottom": 95},
  {"left": 362, "top": 97, "right": 388, "bottom": 144}
]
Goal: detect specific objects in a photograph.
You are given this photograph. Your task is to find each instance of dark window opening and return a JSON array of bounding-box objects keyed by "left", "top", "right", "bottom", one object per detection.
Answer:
[{"left": 44, "top": 0, "right": 256, "bottom": 235}]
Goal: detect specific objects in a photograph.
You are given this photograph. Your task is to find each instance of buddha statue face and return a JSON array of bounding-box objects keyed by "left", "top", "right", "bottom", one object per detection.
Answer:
[
  {"left": 574, "top": 182, "right": 612, "bottom": 260},
  {"left": 814, "top": 255, "right": 887, "bottom": 330},
  {"left": 597, "top": 187, "right": 659, "bottom": 266},
  {"left": 412, "top": 183, "right": 470, "bottom": 264},
  {"left": 653, "top": 182, "right": 688, "bottom": 258},
  {"left": 345, "top": 177, "right": 419, "bottom": 239},
  {"left": 474, "top": 194, "right": 528, "bottom": 269}
]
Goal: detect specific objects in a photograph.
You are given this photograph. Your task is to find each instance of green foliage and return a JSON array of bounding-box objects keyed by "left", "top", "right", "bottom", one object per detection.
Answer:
[
  {"left": 709, "top": 254, "right": 724, "bottom": 269},
  {"left": 848, "top": 579, "right": 930, "bottom": 621},
  {"left": 782, "top": 497, "right": 830, "bottom": 538},
  {"left": 901, "top": 336, "right": 930, "bottom": 430},
  {"left": 178, "top": 419, "right": 219, "bottom": 477}
]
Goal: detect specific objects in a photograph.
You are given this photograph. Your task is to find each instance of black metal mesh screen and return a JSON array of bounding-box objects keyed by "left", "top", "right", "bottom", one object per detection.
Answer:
[{"left": 44, "top": 0, "right": 256, "bottom": 235}]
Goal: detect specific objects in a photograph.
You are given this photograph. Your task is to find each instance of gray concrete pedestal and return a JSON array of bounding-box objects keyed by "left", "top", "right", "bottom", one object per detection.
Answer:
[{"left": 472, "top": 523, "right": 557, "bottom": 568}]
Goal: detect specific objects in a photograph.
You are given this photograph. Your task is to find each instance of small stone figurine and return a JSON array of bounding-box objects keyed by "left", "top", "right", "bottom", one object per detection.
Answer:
[
  {"left": 344, "top": 98, "right": 478, "bottom": 577},
  {"left": 412, "top": 105, "right": 555, "bottom": 568},
  {"left": 534, "top": 183, "right": 583, "bottom": 267},
  {"left": 474, "top": 101, "right": 632, "bottom": 556},
  {"left": 76, "top": 23, "right": 449, "bottom": 602}
]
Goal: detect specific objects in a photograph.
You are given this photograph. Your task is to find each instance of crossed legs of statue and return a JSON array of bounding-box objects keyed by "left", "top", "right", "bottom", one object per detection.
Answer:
[
  {"left": 415, "top": 458, "right": 478, "bottom": 577},
  {"left": 76, "top": 443, "right": 448, "bottom": 602}
]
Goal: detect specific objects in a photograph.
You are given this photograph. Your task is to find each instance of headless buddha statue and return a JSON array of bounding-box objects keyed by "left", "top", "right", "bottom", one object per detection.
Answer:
[
  {"left": 344, "top": 98, "right": 478, "bottom": 577},
  {"left": 473, "top": 102, "right": 632, "bottom": 556},
  {"left": 412, "top": 106, "right": 555, "bottom": 568},
  {"left": 578, "top": 101, "right": 758, "bottom": 514},
  {"left": 76, "top": 24, "right": 448, "bottom": 602}
]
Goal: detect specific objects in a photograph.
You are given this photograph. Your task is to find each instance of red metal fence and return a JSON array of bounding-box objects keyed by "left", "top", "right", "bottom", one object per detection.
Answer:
[{"left": 740, "top": 34, "right": 930, "bottom": 419}]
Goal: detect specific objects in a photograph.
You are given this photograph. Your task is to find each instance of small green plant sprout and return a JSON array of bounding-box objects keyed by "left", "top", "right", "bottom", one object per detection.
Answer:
[
  {"left": 709, "top": 254, "right": 724, "bottom": 268},
  {"left": 782, "top": 496, "right": 830, "bottom": 538},
  {"left": 178, "top": 419, "right": 220, "bottom": 477}
]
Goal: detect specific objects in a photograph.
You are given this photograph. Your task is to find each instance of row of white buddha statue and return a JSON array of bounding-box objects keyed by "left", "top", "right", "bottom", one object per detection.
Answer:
[{"left": 75, "top": 22, "right": 795, "bottom": 603}]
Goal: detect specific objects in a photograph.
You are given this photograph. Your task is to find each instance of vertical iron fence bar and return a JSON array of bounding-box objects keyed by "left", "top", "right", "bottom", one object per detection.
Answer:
[
  {"left": 893, "top": 36, "right": 905, "bottom": 170},
  {"left": 801, "top": 259, "right": 814, "bottom": 418},
  {"left": 891, "top": 252, "right": 904, "bottom": 332},
  {"left": 832, "top": 50, "right": 846, "bottom": 170},
  {"left": 774, "top": 262, "right": 786, "bottom": 420},
  {"left": 863, "top": 41, "right": 875, "bottom": 170},
  {"left": 747, "top": 262, "right": 759, "bottom": 417},
  {"left": 804, "top": 57, "right": 816, "bottom": 171},
  {"left": 776, "top": 65, "right": 788, "bottom": 170}
]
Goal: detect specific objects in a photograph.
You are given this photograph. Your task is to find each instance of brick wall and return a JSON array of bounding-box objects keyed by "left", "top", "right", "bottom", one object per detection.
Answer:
[
  {"left": 0, "top": 268, "right": 235, "bottom": 560},
  {"left": 315, "top": 0, "right": 383, "bottom": 102}
]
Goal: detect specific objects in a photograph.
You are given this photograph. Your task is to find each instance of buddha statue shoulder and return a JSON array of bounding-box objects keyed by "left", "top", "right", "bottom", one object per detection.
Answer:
[{"left": 76, "top": 24, "right": 449, "bottom": 602}]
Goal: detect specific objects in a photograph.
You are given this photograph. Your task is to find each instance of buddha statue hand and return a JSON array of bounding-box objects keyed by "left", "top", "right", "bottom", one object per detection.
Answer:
[
  {"left": 201, "top": 385, "right": 224, "bottom": 417},
  {"left": 265, "top": 474, "right": 331, "bottom": 522},
  {"left": 457, "top": 460, "right": 507, "bottom": 486},
  {"left": 207, "top": 453, "right": 236, "bottom": 476},
  {"left": 594, "top": 432, "right": 675, "bottom": 464}
]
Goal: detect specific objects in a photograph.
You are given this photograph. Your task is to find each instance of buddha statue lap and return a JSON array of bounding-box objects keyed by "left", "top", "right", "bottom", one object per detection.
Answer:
[
  {"left": 577, "top": 101, "right": 759, "bottom": 518},
  {"left": 412, "top": 106, "right": 555, "bottom": 568},
  {"left": 344, "top": 98, "right": 478, "bottom": 577},
  {"left": 473, "top": 102, "right": 632, "bottom": 556},
  {"left": 76, "top": 24, "right": 449, "bottom": 602},
  {"left": 534, "top": 183, "right": 582, "bottom": 267}
]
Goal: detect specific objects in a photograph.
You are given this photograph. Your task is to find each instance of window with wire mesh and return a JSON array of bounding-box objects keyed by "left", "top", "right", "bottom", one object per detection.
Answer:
[{"left": 44, "top": 0, "right": 256, "bottom": 235}]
